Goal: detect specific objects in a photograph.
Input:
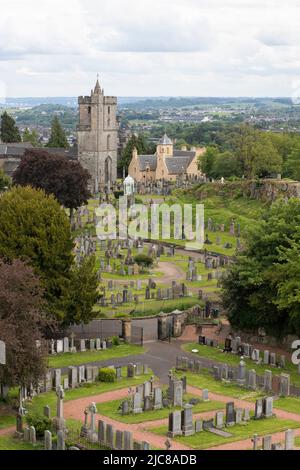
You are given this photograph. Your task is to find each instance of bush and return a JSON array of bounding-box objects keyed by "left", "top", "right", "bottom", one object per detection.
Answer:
[
  {"left": 111, "top": 336, "right": 121, "bottom": 346},
  {"left": 98, "top": 367, "right": 116, "bottom": 383},
  {"left": 26, "top": 413, "right": 52, "bottom": 438},
  {"left": 134, "top": 254, "right": 153, "bottom": 268}
]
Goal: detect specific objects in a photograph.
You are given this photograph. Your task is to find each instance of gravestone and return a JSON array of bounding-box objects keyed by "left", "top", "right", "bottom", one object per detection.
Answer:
[
  {"left": 106, "top": 424, "right": 115, "bottom": 449},
  {"left": 98, "top": 420, "right": 106, "bottom": 445},
  {"left": 115, "top": 430, "right": 123, "bottom": 450},
  {"left": 29, "top": 426, "right": 36, "bottom": 445},
  {"left": 133, "top": 392, "right": 143, "bottom": 414},
  {"left": 168, "top": 411, "right": 182, "bottom": 438},
  {"left": 263, "top": 397, "right": 273, "bottom": 418},
  {"left": 68, "top": 366, "right": 78, "bottom": 389},
  {"left": 235, "top": 408, "right": 243, "bottom": 424},
  {"left": 195, "top": 420, "right": 203, "bottom": 433},
  {"left": 127, "top": 363, "right": 136, "bottom": 378},
  {"left": 248, "top": 369, "right": 257, "bottom": 390},
  {"left": 262, "top": 435, "right": 272, "bottom": 451},
  {"left": 44, "top": 430, "right": 52, "bottom": 450},
  {"left": 269, "top": 352, "right": 276, "bottom": 367},
  {"left": 57, "top": 430, "right": 65, "bottom": 450},
  {"left": 0, "top": 340, "right": 6, "bottom": 365},
  {"left": 202, "top": 389, "right": 209, "bottom": 401},
  {"left": 215, "top": 411, "right": 224, "bottom": 429},
  {"left": 285, "top": 429, "right": 294, "bottom": 450},
  {"left": 279, "top": 373, "right": 290, "bottom": 397},
  {"left": 181, "top": 404, "right": 194, "bottom": 436},
  {"left": 254, "top": 398, "right": 263, "bottom": 420},
  {"left": 226, "top": 402, "right": 235, "bottom": 426},
  {"left": 264, "top": 370, "right": 272, "bottom": 393},
  {"left": 124, "top": 430, "right": 133, "bottom": 450},
  {"left": 237, "top": 358, "right": 246, "bottom": 385},
  {"left": 63, "top": 337, "right": 69, "bottom": 353},
  {"left": 263, "top": 350, "right": 270, "bottom": 365},
  {"left": 154, "top": 388, "right": 163, "bottom": 410}
]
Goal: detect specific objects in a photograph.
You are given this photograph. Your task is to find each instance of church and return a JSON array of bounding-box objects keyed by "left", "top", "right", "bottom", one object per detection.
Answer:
[
  {"left": 128, "top": 133, "right": 205, "bottom": 182},
  {"left": 77, "top": 79, "right": 118, "bottom": 193},
  {"left": 0, "top": 79, "right": 118, "bottom": 194}
]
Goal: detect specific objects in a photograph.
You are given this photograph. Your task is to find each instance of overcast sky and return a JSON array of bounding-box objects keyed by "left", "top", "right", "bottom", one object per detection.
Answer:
[{"left": 0, "top": 0, "right": 300, "bottom": 97}]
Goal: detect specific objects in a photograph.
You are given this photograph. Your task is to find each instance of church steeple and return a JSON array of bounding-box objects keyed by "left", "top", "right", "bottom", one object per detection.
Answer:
[{"left": 94, "top": 78, "right": 101, "bottom": 94}]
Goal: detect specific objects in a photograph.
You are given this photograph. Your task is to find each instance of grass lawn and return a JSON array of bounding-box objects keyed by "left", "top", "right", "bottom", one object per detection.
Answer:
[
  {"left": 48, "top": 344, "right": 145, "bottom": 368},
  {"left": 151, "top": 417, "right": 300, "bottom": 450},
  {"left": 0, "top": 414, "right": 15, "bottom": 430},
  {"left": 27, "top": 368, "right": 154, "bottom": 417},
  {"left": 295, "top": 437, "right": 300, "bottom": 448},
  {"left": 174, "top": 369, "right": 264, "bottom": 400},
  {"left": 0, "top": 435, "right": 43, "bottom": 451},
  {"left": 273, "top": 397, "right": 300, "bottom": 415},
  {"left": 95, "top": 396, "right": 224, "bottom": 424},
  {"left": 183, "top": 343, "right": 300, "bottom": 387}
]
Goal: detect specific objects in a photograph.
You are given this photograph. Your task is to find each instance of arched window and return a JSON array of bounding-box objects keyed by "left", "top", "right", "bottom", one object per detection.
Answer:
[{"left": 107, "top": 134, "right": 111, "bottom": 150}]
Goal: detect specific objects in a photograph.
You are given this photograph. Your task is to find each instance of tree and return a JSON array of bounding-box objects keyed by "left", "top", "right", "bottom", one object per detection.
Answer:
[
  {"left": 222, "top": 198, "right": 300, "bottom": 337},
  {"left": 0, "top": 169, "right": 11, "bottom": 192},
  {"left": 0, "top": 186, "right": 74, "bottom": 321},
  {"left": 199, "top": 146, "right": 218, "bottom": 176},
  {"left": 119, "top": 134, "right": 149, "bottom": 170},
  {"left": 230, "top": 124, "right": 282, "bottom": 178},
  {"left": 46, "top": 116, "right": 69, "bottom": 148},
  {"left": 0, "top": 259, "right": 48, "bottom": 388},
  {"left": 13, "top": 149, "right": 91, "bottom": 219},
  {"left": 0, "top": 111, "right": 21, "bottom": 143},
  {"left": 62, "top": 256, "right": 99, "bottom": 326},
  {"left": 23, "top": 127, "right": 39, "bottom": 147},
  {"left": 211, "top": 151, "right": 243, "bottom": 179}
]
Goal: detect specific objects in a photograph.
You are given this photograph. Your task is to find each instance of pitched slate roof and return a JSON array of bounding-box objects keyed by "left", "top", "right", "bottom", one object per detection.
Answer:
[
  {"left": 165, "top": 155, "right": 194, "bottom": 175},
  {"left": 138, "top": 154, "right": 157, "bottom": 171},
  {"left": 0, "top": 143, "right": 33, "bottom": 156},
  {"left": 173, "top": 149, "right": 196, "bottom": 157}
]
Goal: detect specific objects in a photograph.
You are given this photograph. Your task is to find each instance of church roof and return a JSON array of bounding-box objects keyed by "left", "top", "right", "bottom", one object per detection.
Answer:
[
  {"left": 159, "top": 133, "right": 173, "bottom": 145},
  {"left": 137, "top": 154, "right": 157, "bottom": 171},
  {"left": 165, "top": 155, "right": 194, "bottom": 175},
  {"left": 173, "top": 149, "right": 196, "bottom": 157}
]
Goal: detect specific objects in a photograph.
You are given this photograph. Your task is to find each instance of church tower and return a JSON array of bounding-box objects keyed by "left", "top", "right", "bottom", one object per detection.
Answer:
[{"left": 77, "top": 79, "right": 118, "bottom": 193}]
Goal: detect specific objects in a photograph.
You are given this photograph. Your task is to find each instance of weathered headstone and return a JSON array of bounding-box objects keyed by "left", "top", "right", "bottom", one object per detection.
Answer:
[{"left": 168, "top": 411, "right": 182, "bottom": 438}]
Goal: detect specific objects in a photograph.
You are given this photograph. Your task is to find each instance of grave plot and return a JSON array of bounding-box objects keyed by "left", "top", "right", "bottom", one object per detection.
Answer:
[{"left": 149, "top": 395, "right": 300, "bottom": 450}]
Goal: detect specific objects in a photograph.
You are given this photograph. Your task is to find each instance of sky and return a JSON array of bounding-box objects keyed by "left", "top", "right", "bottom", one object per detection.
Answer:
[{"left": 0, "top": 0, "right": 300, "bottom": 97}]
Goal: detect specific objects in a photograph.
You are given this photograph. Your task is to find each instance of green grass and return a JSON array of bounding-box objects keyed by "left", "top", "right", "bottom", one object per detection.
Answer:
[
  {"left": 273, "top": 397, "right": 300, "bottom": 415},
  {"left": 0, "top": 435, "right": 43, "bottom": 451},
  {"left": 295, "top": 437, "right": 300, "bottom": 448},
  {"left": 0, "top": 414, "right": 15, "bottom": 430},
  {"left": 183, "top": 343, "right": 300, "bottom": 387},
  {"left": 27, "top": 368, "right": 154, "bottom": 417},
  {"left": 48, "top": 344, "right": 145, "bottom": 368},
  {"left": 151, "top": 417, "right": 300, "bottom": 450},
  {"left": 95, "top": 396, "right": 224, "bottom": 424},
  {"left": 174, "top": 369, "right": 264, "bottom": 400}
]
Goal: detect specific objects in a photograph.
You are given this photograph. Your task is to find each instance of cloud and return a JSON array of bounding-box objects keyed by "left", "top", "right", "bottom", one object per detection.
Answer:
[{"left": 0, "top": 0, "right": 300, "bottom": 96}]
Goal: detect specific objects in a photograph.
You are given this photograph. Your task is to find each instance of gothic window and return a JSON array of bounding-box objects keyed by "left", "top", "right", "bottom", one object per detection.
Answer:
[
  {"left": 105, "top": 156, "right": 112, "bottom": 183},
  {"left": 107, "top": 134, "right": 111, "bottom": 150},
  {"left": 88, "top": 106, "right": 91, "bottom": 114},
  {"left": 107, "top": 118, "right": 111, "bottom": 127},
  {"left": 108, "top": 106, "right": 111, "bottom": 114}
]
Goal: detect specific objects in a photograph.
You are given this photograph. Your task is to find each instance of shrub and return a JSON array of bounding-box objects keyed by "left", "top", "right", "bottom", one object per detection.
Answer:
[
  {"left": 98, "top": 367, "right": 116, "bottom": 383},
  {"left": 134, "top": 254, "right": 153, "bottom": 268},
  {"left": 26, "top": 413, "right": 52, "bottom": 438},
  {"left": 111, "top": 336, "right": 121, "bottom": 346}
]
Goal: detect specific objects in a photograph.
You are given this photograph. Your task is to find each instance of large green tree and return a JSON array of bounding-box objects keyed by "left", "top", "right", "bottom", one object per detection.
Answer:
[
  {"left": 0, "top": 111, "right": 21, "bottom": 143},
  {"left": 0, "top": 186, "right": 74, "bottom": 321},
  {"left": 13, "top": 149, "right": 90, "bottom": 220},
  {"left": 222, "top": 198, "right": 300, "bottom": 337},
  {"left": 46, "top": 116, "right": 69, "bottom": 148}
]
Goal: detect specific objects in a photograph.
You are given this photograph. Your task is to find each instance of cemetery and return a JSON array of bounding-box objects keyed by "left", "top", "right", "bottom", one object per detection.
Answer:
[{"left": 1, "top": 171, "right": 300, "bottom": 453}]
